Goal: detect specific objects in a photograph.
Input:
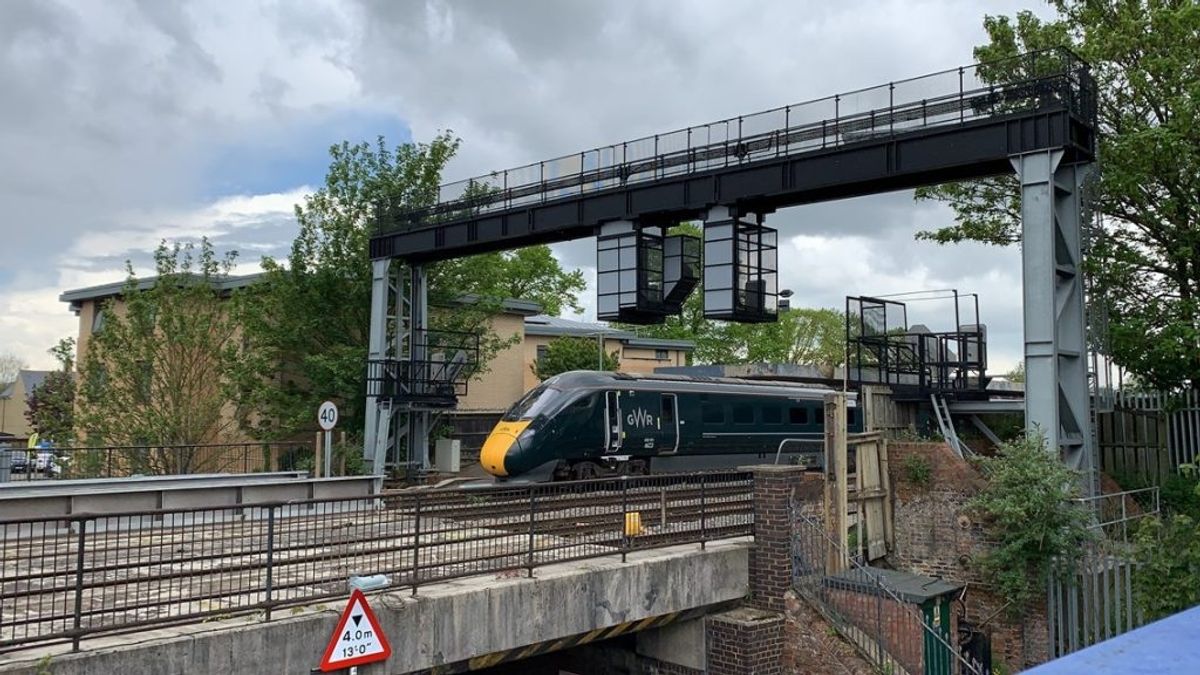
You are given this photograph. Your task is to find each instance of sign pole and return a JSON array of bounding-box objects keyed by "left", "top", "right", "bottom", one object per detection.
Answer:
[{"left": 324, "top": 430, "right": 332, "bottom": 478}]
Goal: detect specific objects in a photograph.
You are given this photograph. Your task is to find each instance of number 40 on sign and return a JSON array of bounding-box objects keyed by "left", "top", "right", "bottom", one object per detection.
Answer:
[{"left": 318, "top": 589, "right": 392, "bottom": 672}]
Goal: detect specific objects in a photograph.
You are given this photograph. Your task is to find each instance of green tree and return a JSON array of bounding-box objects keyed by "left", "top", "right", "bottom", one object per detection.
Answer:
[
  {"left": 531, "top": 336, "right": 619, "bottom": 380},
  {"left": 1133, "top": 468, "right": 1200, "bottom": 621},
  {"left": 969, "top": 434, "right": 1094, "bottom": 613},
  {"left": 727, "top": 307, "right": 846, "bottom": 367},
  {"left": 77, "top": 240, "right": 243, "bottom": 466},
  {"left": 430, "top": 246, "right": 585, "bottom": 316},
  {"left": 1004, "top": 361, "right": 1026, "bottom": 384},
  {"left": 915, "top": 2, "right": 1200, "bottom": 389},
  {"left": 24, "top": 338, "right": 76, "bottom": 444},
  {"left": 0, "top": 351, "right": 25, "bottom": 392},
  {"left": 231, "top": 135, "right": 586, "bottom": 440}
]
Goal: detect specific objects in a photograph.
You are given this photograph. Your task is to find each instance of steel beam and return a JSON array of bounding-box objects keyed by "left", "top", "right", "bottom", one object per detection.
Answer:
[
  {"left": 408, "top": 264, "right": 431, "bottom": 472},
  {"left": 364, "top": 259, "right": 399, "bottom": 473},
  {"left": 363, "top": 260, "right": 434, "bottom": 475},
  {"left": 1013, "top": 150, "right": 1096, "bottom": 493}
]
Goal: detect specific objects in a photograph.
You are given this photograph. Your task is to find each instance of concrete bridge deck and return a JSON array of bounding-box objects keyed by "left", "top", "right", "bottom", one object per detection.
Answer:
[
  {"left": 0, "top": 539, "right": 751, "bottom": 675},
  {"left": 0, "top": 472, "right": 753, "bottom": 661}
]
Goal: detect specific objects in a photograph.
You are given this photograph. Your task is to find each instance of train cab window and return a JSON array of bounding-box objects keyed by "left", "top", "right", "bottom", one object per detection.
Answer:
[
  {"left": 733, "top": 404, "right": 754, "bottom": 424},
  {"left": 702, "top": 403, "right": 725, "bottom": 424},
  {"left": 661, "top": 394, "right": 676, "bottom": 423},
  {"left": 789, "top": 407, "right": 809, "bottom": 425},
  {"left": 503, "top": 382, "right": 562, "bottom": 421},
  {"left": 762, "top": 407, "right": 782, "bottom": 424}
]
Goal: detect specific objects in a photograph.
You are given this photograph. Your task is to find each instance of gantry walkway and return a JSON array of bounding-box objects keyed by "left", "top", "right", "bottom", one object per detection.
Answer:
[{"left": 371, "top": 48, "right": 1095, "bottom": 262}]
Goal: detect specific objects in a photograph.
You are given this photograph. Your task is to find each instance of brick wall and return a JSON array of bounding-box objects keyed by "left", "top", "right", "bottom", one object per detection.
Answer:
[
  {"left": 887, "top": 442, "right": 1050, "bottom": 670},
  {"left": 706, "top": 608, "right": 784, "bottom": 675},
  {"left": 746, "top": 465, "right": 815, "bottom": 613},
  {"left": 820, "top": 587, "right": 942, "bottom": 675}
]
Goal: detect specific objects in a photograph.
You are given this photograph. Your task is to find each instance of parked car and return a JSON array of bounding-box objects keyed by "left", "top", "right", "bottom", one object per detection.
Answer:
[{"left": 4, "top": 448, "right": 29, "bottom": 473}]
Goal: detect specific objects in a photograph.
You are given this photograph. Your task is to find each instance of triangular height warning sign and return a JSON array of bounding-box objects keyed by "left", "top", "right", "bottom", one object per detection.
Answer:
[{"left": 319, "top": 589, "right": 393, "bottom": 672}]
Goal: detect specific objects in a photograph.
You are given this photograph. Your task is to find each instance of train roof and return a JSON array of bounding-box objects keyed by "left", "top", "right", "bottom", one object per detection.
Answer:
[{"left": 546, "top": 370, "right": 852, "bottom": 399}]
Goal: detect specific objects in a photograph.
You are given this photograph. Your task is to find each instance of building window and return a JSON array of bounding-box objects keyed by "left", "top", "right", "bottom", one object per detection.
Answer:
[
  {"left": 91, "top": 307, "right": 106, "bottom": 334},
  {"left": 536, "top": 344, "right": 548, "bottom": 363},
  {"left": 655, "top": 349, "right": 669, "bottom": 360}
]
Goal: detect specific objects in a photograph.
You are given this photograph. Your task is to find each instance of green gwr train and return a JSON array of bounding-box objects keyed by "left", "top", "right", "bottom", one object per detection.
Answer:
[{"left": 481, "top": 371, "right": 862, "bottom": 481}]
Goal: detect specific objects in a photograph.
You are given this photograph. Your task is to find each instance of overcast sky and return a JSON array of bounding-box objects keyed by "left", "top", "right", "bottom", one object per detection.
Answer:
[{"left": 0, "top": 0, "right": 1049, "bottom": 371}]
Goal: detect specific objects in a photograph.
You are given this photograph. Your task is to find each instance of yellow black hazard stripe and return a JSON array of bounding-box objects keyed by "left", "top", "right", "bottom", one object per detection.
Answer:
[{"left": 418, "top": 603, "right": 732, "bottom": 674}]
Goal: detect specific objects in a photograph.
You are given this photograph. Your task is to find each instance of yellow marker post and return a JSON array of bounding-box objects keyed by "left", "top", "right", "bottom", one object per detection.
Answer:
[{"left": 624, "top": 512, "right": 643, "bottom": 537}]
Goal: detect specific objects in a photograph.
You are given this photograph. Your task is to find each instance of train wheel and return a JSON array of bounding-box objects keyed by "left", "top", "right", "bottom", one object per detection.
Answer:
[{"left": 572, "top": 461, "right": 600, "bottom": 480}]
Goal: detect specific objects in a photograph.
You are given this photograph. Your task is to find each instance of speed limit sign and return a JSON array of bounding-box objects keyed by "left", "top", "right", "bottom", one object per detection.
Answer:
[{"left": 318, "top": 401, "right": 339, "bottom": 431}]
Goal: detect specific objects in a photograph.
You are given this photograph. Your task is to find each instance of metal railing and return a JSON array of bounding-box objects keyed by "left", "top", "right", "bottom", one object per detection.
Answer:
[
  {"left": 1044, "top": 487, "right": 1159, "bottom": 659},
  {"left": 0, "top": 471, "right": 752, "bottom": 653},
  {"left": 1078, "top": 486, "right": 1160, "bottom": 543},
  {"left": 791, "top": 508, "right": 983, "bottom": 674},
  {"left": 0, "top": 442, "right": 313, "bottom": 482},
  {"left": 377, "top": 48, "right": 1093, "bottom": 232}
]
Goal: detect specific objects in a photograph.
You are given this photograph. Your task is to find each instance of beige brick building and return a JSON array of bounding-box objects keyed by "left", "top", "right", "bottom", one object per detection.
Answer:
[
  {"left": 60, "top": 275, "right": 693, "bottom": 450},
  {"left": 0, "top": 370, "right": 51, "bottom": 439}
]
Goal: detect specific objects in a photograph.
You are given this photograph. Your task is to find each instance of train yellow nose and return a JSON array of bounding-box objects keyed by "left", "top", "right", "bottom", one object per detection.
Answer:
[{"left": 480, "top": 420, "right": 530, "bottom": 477}]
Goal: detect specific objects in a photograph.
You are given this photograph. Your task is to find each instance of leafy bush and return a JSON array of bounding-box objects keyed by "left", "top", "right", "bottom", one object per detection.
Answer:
[
  {"left": 1133, "top": 465, "right": 1200, "bottom": 621},
  {"left": 969, "top": 435, "right": 1094, "bottom": 613},
  {"left": 901, "top": 453, "right": 932, "bottom": 489}
]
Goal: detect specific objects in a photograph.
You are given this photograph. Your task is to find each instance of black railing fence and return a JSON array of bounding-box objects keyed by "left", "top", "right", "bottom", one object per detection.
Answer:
[
  {"left": 0, "top": 442, "right": 313, "bottom": 482},
  {"left": 791, "top": 507, "right": 984, "bottom": 675},
  {"left": 377, "top": 48, "right": 1093, "bottom": 232},
  {"left": 0, "top": 471, "right": 752, "bottom": 653}
]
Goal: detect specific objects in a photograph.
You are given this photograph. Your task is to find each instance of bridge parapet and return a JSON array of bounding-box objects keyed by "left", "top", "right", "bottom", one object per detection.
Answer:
[{"left": 0, "top": 540, "right": 751, "bottom": 675}]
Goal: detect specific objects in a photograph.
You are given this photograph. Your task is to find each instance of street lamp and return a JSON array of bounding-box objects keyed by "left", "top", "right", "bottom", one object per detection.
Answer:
[{"left": 779, "top": 289, "right": 794, "bottom": 312}]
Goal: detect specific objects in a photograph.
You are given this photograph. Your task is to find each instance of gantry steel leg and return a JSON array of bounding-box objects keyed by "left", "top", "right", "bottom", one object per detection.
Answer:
[{"left": 1013, "top": 150, "right": 1097, "bottom": 495}]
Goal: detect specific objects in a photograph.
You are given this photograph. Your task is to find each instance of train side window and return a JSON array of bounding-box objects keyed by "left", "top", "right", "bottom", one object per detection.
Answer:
[
  {"left": 661, "top": 394, "right": 676, "bottom": 424},
  {"left": 789, "top": 407, "right": 808, "bottom": 425},
  {"left": 848, "top": 408, "right": 857, "bottom": 425},
  {"left": 733, "top": 404, "right": 754, "bottom": 424},
  {"left": 702, "top": 403, "right": 724, "bottom": 424},
  {"left": 762, "top": 407, "right": 782, "bottom": 424}
]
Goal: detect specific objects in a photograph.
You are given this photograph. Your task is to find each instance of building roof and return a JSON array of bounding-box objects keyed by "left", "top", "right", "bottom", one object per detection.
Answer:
[
  {"left": 823, "top": 567, "right": 963, "bottom": 605},
  {"left": 524, "top": 315, "right": 694, "bottom": 350},
  {"left": 60, "top": 273, "right": 262, "bottom": 312},
  {"left": 0, "top": 370, "right": 52, "bottom": 399},
  {"left": 60, "top": 273, "right": 543, "bottom": 317}
]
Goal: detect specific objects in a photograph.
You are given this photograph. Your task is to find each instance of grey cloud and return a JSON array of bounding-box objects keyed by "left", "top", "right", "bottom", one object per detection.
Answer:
[{"left": 3, "top": 0, "right": 1046, "bottom": 372}]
